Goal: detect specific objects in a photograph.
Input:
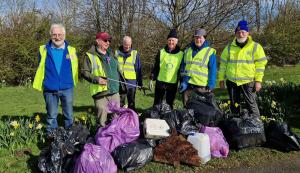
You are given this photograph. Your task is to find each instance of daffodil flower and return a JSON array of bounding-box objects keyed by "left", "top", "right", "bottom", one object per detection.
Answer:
[
  {"left": 36, "top": 123, "right": 43, "bottom": 129},
  {"left": 35, "top": 115, "right": 40, "bottom": 122},
  {"left": 28, "top": 123, "right": 33, "bottom": 129},
  {"left": 9, "top": 132, "right": 15, "bottom": 136},
  {"left": 235, "top": 103, "right": 239, "bottom": 108},
  {"left": 10, "top": 120, "right": 20, "bottom": 129},
  {"left": 227, "top": 100, "right": 231, "bottom": 104}
]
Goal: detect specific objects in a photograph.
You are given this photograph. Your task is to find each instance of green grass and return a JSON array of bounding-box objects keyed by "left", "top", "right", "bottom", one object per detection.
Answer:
[{"left": 0, "top": 65, "right": 300, "bottom": 173}]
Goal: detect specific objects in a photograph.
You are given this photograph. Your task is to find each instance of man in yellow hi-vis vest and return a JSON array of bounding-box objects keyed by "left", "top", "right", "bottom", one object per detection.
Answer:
[
  {"left": 219, "top": 20, "right": 268, "bottom": 117},
  {"left": 82, "top": 32, "right": 122, "bottom": 127},
  {"left": 32, "top": 24, "right": 78, "bottom": 135},
  {"left": 150, "top": 29, "right": 183, "bottom": 109},
  {"left": 115, "top": 36, "right": 142, "bottom": 111},
  {"left": 179, "top": 28, "right": 217, "bottom": 107}
]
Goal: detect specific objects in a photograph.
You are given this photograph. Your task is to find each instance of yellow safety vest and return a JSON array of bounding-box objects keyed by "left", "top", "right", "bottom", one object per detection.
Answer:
[
  {"left": 157, "top": 48, "right": 183, "bottom": 84},
  {"left": 219, "top": 36, "right": 267, "bottom": 86},
  {"left": 116, "top": 50, "right": 137, "bottom": 80},
  {"left": 32, "top": 45, "right": 78, "bottom": 91},
  {"left": 184, "top": 47, "right": 216, "bottom": 86},
  {"left": 86, "top": 52, "right": 108, "bottom": 96}
]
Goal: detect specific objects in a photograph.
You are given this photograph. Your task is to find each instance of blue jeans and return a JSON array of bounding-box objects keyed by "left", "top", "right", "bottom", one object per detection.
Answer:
[{"left": 43, "top": 88, "right": 74, "bottom": 133}]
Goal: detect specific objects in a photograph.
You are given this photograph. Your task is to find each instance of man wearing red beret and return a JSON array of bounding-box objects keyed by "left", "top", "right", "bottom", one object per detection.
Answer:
[{"left": 82, "top": 32, "right": 122, "bottom": 127}]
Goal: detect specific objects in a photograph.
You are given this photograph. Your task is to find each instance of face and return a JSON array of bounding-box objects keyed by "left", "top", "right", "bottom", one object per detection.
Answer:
[
  {"left": 51, "top": 27, "right": 65, "bottom": 48},
  {"left": 194, "top": 35, "right": 205, "bottom": 47},
  {"left": 123, "top": 40, "right": 132, "bottom": 52},
  {"left": 96, "top": 38, "right": 111, "bottom": 51},
  {"left": 167, "top": 38, "right": 178, "bottom": 51},
  {"left": 235, "top": 30, "right": 249, "bottom": 43}
]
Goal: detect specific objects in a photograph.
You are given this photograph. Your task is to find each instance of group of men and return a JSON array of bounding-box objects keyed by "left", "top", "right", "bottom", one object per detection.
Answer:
[{"left": 33, "top": 20, "right": 268, "bottom": 135}]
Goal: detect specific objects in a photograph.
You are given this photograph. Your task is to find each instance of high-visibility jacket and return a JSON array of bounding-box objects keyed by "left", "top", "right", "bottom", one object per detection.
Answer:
[
  {"left": 116, "top": 50, "right": 137, "bottom": 80},
  {"left": 184, "top": 46, "right": 216, "bottom": 86},
  {"left": 85, "top": 52, "right": 109, "bottom": 96},
  {"left": 33, "top": 45, "right": 78, "bottom": 91},
  {"left": 157, "top": 48, "right": 183, "bottom": 83},
  {"left": 218, "top": 36, "right": 267, "bottom": 86}
]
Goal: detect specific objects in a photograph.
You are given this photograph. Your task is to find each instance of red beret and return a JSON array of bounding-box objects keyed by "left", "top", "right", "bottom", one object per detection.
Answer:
[{"left": 96, "top": 32, "right": 112, "bottom": 40}]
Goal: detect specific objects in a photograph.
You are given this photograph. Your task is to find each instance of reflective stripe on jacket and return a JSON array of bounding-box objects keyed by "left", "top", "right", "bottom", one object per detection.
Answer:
[{"left": 157, "top": 48, "right": 183, "bottom": 83}]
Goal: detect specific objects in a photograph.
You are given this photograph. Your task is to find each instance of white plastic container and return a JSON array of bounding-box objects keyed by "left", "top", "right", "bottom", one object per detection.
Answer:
[
  {"left": 144, "top": 118, "right": 170, "bottom": 139},
  {"left": 187, "top": 132, "right": 211, "bottom": 164}
]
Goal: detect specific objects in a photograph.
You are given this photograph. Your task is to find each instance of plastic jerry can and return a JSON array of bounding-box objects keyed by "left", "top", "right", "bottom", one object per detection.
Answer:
[{"left": 187, "top": 132, "right": 211, "bottom": 164}]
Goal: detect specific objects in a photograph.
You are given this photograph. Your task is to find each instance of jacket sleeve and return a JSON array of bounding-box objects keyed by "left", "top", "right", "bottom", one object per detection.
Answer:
[
  {"left": 254, "top": 43, "right": 268, "bottom": 82},
  {"left": 150, "top": 50, "right": 161, "bottom": 80},
  {"left": 135, "top": 53, "right": 143, "bottom": 86},
  {"left": 218, "top": 45, "right": 229, "bottom": 81},
  {"left": 207, "top": 51, "right": 217, "bottom": 89},
  {"left": 81, "top": 53, "right": 100, "bottom": 84}
]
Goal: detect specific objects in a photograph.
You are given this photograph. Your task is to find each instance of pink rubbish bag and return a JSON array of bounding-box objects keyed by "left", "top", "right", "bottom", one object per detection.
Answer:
[
  {"left": 95, "top": 101, "right": 140, "bottom": 152},
  {"left": 201, "top": 126, "right": 229, "bottom": 158},
  {"left": 73, "top": 143, "right": 117, "bottom": 173}
]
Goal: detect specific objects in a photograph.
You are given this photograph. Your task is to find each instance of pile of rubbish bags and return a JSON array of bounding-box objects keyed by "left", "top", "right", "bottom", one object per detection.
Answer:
[{"left": 38, "top": 91, "right": 300, "bottom": 172}]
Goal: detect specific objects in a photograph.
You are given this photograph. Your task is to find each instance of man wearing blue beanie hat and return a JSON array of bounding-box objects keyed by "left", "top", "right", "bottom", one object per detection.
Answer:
[{"left": 218, "top": 20, "right": 268, "bottom": 117}]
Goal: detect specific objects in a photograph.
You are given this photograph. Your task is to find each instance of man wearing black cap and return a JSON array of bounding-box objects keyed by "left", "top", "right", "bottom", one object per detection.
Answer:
[
  {"left": 219, "top": 20, "right": 268, "bottom": 117},
  {"left": 82, "top": 32, "right": 121, "bottom": 127},
  {"left": 179, "top": 28, "right": 217, "bottom": 107},
  {"left": 150, "top": 29, "right": 183, "bottom": 109}
]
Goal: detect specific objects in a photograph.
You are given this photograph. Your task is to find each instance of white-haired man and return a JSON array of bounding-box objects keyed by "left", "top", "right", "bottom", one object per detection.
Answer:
[
  {"left": 115, "top": 36, "right": 142, "bottom": 111},
  {"left": 33, "top": 24, "right": 78, "bottom": 135}
]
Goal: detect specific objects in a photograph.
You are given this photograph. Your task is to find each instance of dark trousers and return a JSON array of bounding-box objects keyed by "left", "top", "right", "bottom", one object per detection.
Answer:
[
  {"left": 226, "top": 80, "right": 260, "bottom": 117},
  {"left": 120, "top": 87, "right": 136, "bottom": 110},
  {"left": 153, "top": 81, "right": 178, "bottom": 109}
]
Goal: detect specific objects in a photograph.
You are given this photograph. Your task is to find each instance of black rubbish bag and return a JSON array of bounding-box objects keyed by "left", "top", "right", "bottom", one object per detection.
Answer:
[
  {"left": 142, "top": 102, "right": 172, "bottom": 119},
  {"left": 265, "top": 120, "right": 300, "bottom": 152},
  {"left": 220, "top": 112, "right": 266, "bottom": 150},
  {"left": 161, "top": 109, "right": 201, "bottom": 136},
  {"left": 111, "top": 139, "right": 153, "bottom": 171},
  {"left": 186, "top": 91, "right": 222, "bottom": 126},
  {"left": 38, "top": 124, "right": 90, "bottom": 173}
]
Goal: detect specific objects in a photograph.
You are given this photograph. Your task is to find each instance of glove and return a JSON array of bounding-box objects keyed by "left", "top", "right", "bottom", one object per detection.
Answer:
[
  {"left": 149, "top": 80, "right": 153, "bottom": 91},
  {"left": 179, "top": 76, "right": 191, "bottom": 93},
  {"left": 179, "top": 82, "right": 188, "bottom": 93}
]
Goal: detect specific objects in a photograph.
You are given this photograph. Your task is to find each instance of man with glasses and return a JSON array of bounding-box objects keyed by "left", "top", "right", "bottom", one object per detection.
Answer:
[
  {"left": 218, "top": 20, "right": 268, "bottom": 117},
  {"left": 179, "top": 28, "right": 217, "bottom": 107},
  {"left": 82, "top": 32, "right": 121, "bottom": 127},
  {"left": 33, "top": 24, "right": 78, "bottom": 135},
  {"left": 115, "top": 36, "right": 142, "bottom": 111}
]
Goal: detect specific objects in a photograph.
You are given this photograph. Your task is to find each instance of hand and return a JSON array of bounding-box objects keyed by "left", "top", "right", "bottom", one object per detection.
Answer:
[
  {"left": 98, "top": 77, "right": 107, "bottom": 85},
  {"left": 255, "top": 82, "right": 262, "bottom": 92},
  {"left": 148, "top": 80, "right": 153, "bottom": 91},
  {"left": 219, "top": 80, "right": 225, "bottom": 89},
  {"left": 179, "top": 82, "right": 188, "bottom": 93}
]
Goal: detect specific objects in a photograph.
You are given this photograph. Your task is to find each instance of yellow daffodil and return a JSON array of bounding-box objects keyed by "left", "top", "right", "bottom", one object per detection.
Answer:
[
  {"left": 271, "top": 100, "right": 276, "bottom": 108},
  {"left": 227, "top": 100, "right": 231, "bottom": 104},
  {"left": 260, "top": 116, "right": 266, "bottom": 121},
  {"left": 80, "top": 115, "right": 87, "bottom": 121},
  {"left": 28, "top": 123, "right": 33, "bottom": 129},
  {"left": 36, "top": 123, "right": 43, "bottom": 129},
  {"left": 35, "top": 115, "right": 40, "bottom": 122},
  {"left": 9, "top": 132, "right": 15, "bottom": 136},
  {"left": 223, "top": 103, "right": 229, "bottom": 108},
  {"left": 10, "top": 120, "right": 20, "bottom": 129},
  {"left": 235, "top": 103, "right": 239, "bottom": 108}
]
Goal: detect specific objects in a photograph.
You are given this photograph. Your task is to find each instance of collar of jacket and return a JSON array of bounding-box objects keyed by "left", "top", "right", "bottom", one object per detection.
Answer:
[
  {"left": 191, "top": 40, "right": 209, "bottom": 51},
  {"left": 163, "top": 45, "right": 181, "bottom": 54},
  {"left": 46, "top": 40, "right": 69, "bottom": 50}
]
